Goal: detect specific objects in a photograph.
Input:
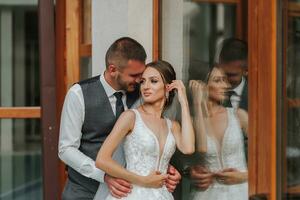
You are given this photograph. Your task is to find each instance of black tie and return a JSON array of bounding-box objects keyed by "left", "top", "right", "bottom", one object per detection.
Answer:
[
  {"left": 224, "top": 90, "right": 236, "bottom": 108},
  {"left": 114, "top": 92, "right": 125, "bottom": 119}
]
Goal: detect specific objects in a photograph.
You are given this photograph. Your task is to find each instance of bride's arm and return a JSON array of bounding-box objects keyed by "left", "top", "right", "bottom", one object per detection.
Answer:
[
  {"left": 96, "top": 110, "right": 167, "bottom": 188},
  {"left": 168, "top": 80, "right": 195, "bottom": 154},
  {"left": 189, "top": 80, "right": 208, "bottom": 152}
]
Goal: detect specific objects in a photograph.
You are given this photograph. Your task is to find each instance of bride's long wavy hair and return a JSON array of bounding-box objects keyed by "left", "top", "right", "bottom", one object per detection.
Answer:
[{"left": 143, "top": 60, "right": 176, "bottom": 112}]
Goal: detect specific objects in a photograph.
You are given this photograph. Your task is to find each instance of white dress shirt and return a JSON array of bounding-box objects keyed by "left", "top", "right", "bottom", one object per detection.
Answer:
[
  {"left": 230, "top": 76, "right": 245, "bottom": 109},
  {"left": 58, "top": 72, "right": 128, "bottom": 183}
]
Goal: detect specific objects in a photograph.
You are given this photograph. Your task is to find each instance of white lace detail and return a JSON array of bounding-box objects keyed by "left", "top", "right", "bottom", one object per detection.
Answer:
[
  {"left": 105, "top": 109, "right": 176, "bottom": 200},
  {"left": 191, "top": 108, "right": 248, "bottom": 200}
]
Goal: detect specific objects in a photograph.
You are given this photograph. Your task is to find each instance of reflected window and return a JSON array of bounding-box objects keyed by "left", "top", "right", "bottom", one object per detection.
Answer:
[
  {"left": 161, "top": 0, "right": 236, "bottom": 81},
  {"left": 285, "top": 0, "right": 300, "bottom": 197},
  {"left": 80, "top": 57, "right": 92, "bottom": 80}
]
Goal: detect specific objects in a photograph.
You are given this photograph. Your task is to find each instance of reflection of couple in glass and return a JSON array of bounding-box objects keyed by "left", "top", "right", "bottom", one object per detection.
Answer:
[{"left": 189, "top": 65, "right": 248, "bottom": 200}]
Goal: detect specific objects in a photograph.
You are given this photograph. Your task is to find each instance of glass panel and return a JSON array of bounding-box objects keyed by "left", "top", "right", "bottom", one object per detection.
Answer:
[
  {"left": 285, "top": 0, "right": 300, "bottom": 198},
  {"left": 161, "top": 1, "right": 248, "bottom": 200},
  {"left": 161, "top": 0, "right": 236, "bottom": 81},
  {"left": 0, "top": 119, "right": 42, "bottom": 200},
  {"left": 0, "top": 5, "right": 39, "bottom": 107},
  {"left": 80, "top": 57, "right": 92, "bottom": 80}
]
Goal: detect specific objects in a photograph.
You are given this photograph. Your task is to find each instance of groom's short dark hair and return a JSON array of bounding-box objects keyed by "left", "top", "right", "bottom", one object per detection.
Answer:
[
  {"left": 219, "top": 38, "right": 248, "bottom": 68},
  {"left": 105, "top": 37, "right": 147, "bottom": 69}
]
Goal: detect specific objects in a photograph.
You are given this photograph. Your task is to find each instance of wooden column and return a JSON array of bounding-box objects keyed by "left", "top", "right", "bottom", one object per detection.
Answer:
[
  {"left": 39, "top": 0, "right": 59, "bottom": 199},
  {"left": 248, "top": 0, "right": 278, "bottom": 199}
]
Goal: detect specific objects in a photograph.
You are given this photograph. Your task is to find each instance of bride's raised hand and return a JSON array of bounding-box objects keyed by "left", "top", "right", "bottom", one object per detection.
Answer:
[
  {"left": 140, "top": 171, "right": 168, "bottom": 188},
  {"left": 189, "top": 80, "right": 207, "bottom": 106},
  {"left": 167, "top": 80, "right": 187, "bottom": 105}
]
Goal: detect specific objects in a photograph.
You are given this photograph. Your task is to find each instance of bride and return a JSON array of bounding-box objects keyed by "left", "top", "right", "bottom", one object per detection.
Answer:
[
  {"left": 189, "top": 65, "right": 248, "bottom": 200},
  {"left": 95, "top": 60, "right": 195, "bottom": 200}
]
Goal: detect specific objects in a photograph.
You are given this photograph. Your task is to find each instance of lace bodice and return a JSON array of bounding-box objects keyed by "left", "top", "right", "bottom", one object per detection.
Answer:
[
  {"left": 191, "top": 108, "right": 248, "bottom": 200},
  {"left": 204, "top": 108, "right": 247, "bottom": 173},
  {"left": 94, "top": 109, "right": 176, "bottom": 200},
  {"left": 124, "top": 109, "right": 176, "bottom": 175},
  {"left": 98, "top": 109, "right": 176, "bottom": 200}
]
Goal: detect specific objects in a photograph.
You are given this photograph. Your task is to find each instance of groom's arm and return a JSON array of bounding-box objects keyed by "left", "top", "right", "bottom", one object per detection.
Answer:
[{"left": 58, "top": 84, "right": 105, "bottom": 182}]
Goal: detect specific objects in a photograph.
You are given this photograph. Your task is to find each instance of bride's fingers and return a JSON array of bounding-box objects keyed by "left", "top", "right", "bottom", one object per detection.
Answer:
[{"left": 168, "top": 81, "right": 185, "bottom": 91}]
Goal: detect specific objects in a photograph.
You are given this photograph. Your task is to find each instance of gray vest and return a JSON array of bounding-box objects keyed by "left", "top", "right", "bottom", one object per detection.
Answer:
[{"left": 67, "top": 75, "right": 139, "bottom": 195}]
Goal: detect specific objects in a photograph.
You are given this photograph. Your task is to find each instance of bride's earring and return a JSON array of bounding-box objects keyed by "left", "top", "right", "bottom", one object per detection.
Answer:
[
  {"left": 165, "top": 92, "right": 169, "bottom": 104},
  {"left": 165, "top": 92, "right": 169, "bottom": 99}
]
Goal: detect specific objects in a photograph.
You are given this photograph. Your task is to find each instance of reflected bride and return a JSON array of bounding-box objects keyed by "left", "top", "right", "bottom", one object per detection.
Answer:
[{"left": 189, "top": 65, "right": 248, "bottom": 200}]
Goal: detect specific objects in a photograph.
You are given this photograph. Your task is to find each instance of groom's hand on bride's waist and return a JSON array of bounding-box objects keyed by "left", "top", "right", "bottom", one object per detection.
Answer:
[
  {"left": 166, "top": 165, "right": 181, "bottom": 192},
  {"left": 190, "top": 165, "right": 213, "bottom": 190},
  {"left": 104, "top": 174, "right": 132, "bottom": 198}
]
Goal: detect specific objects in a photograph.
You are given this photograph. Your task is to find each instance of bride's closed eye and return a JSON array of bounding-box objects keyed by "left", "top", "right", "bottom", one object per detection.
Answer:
[{"left": 150, "top": 79, "right": 158, "bottom": 84}]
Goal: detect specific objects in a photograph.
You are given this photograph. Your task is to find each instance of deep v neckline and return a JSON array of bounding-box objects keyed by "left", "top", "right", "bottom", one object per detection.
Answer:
[
  {"left": 135, "top": 109, "right": 171, "bottom": 170},
  {"left": 207, "top": 108, "right": 231, "bottom": 168}
]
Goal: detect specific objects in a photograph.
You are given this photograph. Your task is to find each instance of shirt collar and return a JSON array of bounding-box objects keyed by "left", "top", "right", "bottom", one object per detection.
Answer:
[
  {"left": 100, "top": 71, "right": 126, "bottom": 98},
  {"left": 233, "top": 76, "right": 245, "bottom": 96}
]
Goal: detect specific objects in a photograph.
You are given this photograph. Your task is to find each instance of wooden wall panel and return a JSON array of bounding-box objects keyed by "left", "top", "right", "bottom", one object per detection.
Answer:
[{"left": 66, "top": 0, "right": 80, "bottom": 88}]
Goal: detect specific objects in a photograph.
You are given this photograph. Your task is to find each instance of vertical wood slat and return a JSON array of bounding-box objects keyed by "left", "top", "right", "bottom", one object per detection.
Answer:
[
  {"left": 248, "top": 0, "right": 258, "bottom": 195},
  {"left": 153, "top": 0, "right": 160, "bottom": 60},
  {"left": 236, "top": 0, "right": 243, "bottom": 39},
  {"left": 248, "top": 0, "right": 278, "bottom": 199},
  {"left": 82, "top": 0, "right": 91, "bottom": 45},
  {"left": 39, "top": 0, "right": 59, "bottom": 199},
  {"left": 66, "top": 0, "right": 80, "bottom": 88},
  {"left": 282, "top": 0, "right": 288, "bottom": 196},
  {"left": 56, "top": 0, "right": 68, "bottom": 197}
]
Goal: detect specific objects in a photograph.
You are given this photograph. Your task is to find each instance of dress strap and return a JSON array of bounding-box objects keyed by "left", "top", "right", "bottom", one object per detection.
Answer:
[
  {"left": 166, "top": 118, "right": 172, "bottom": 132},
  {"left": 130, "top": 108, "right": 141, "bottom": 121},
  {"left": 128, "top": 109, "right": 141, "bottom": 134}
]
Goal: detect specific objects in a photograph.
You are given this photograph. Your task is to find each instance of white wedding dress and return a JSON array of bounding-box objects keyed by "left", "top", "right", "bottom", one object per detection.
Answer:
[
  {"left": 102, "top": 109, "right": 176, "bottom": 200},
  {"left": 190, "top": 108, "right": 248, "bottom": 200}
]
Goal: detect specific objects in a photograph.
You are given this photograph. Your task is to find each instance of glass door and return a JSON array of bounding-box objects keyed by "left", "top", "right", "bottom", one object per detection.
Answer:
[
  {"left": 159, "top": 0, "right": 248, "bottom": 199},
  {"left": 0, "top": 2, "right": 42, "bottom": 199}
]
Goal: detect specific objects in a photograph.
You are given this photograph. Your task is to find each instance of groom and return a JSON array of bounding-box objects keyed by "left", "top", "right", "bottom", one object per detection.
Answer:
[{"left": 58, "top": 37, "right": 181, "bottom": 200}]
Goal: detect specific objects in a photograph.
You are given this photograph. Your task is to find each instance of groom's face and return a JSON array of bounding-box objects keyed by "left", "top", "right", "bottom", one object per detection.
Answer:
[{"left": 116, "top": 60, "right": 145, "bottom": 92}]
